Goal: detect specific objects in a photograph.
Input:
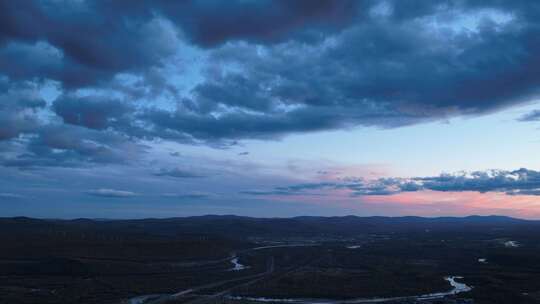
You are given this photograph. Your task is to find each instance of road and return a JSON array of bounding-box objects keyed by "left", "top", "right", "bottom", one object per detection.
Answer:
[
  {"left": 126, "top": 243, "right": 318, "bottom": 304},
  {"left": 127, "top": 255, "right": 274, "bottom": 304},
  {"left": 181, "top": 257, "right": 275, "bottom": 304}
]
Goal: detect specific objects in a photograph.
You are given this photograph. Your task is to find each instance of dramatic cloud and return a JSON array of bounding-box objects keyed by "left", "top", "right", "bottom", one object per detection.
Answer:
[
  {"left": 0, "top": 78, "right": 46, "bottom": 141},
  {"left": 2, "top": 0, "right": 540, "bottom": 220},
  {"left": 0, "top": 0, "right": 356, "bottom": 89},
  {"left": 152, "top": 0, "right": 361, "bottom": 47},
  {"left": 246, "top": 169, "right": 540, "bottom": 197},
  {"left": 2, "top": 1, "right": 540, "bottom": 149},
  {"left": 85, "top": 188, "right": 138, "bottom": 198},
  {"left": 128, "top": 1, "right": 540, "bottom": 143},
  {"left": 0, "top": 1, "right": 179, "bottom": 88},
  {"left": 1, "top": 124, "right": 145, "bottom": 169},
  {"left": 53, "top": 95, "right": 132, "bottom": 130},
  {"left": 415, "top": 169, "right": 540, "bottom": 196}
]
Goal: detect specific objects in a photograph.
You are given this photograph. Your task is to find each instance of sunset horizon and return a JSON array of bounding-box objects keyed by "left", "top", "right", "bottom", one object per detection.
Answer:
[
  {"left": 4, "top": 1, "right": 540, "bottom": 303},
  {"left": 2, "top": 0, "right": 540, "bottom": 219}
]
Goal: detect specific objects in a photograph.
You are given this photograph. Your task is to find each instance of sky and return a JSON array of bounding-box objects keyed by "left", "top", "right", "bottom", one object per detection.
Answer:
[{"left": 2, "top": 0, "right": 540, "bottom": 219}]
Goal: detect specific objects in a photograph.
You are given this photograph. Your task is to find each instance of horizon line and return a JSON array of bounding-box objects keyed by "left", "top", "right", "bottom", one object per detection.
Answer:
[{"left": 2, "top": 214, "right": 537, "bottom": 222}]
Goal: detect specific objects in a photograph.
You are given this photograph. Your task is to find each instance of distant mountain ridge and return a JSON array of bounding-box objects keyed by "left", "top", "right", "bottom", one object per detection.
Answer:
[{"left": 0, "top": 215, "right": 537, "bottom": 240}]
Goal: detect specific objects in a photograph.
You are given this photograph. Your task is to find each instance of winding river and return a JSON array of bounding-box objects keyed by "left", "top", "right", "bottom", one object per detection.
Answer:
[
  {"left": 228, "top": 276, "right": 472, "bottom": 304},
  {"left": 126, "top": 244, "right": 472, "bottom": 304}
]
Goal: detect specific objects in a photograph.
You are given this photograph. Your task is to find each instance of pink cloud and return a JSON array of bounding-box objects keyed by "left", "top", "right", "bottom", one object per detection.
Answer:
[{"left": 359, "top": 190, "right": 540, "bottom": 219}]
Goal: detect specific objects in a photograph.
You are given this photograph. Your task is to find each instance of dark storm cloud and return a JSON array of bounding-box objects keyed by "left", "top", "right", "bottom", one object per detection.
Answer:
[
  {"left": 3, "top": 0, "right": 540, "bottom": 164},
  {"left": 0, "top": 0, "right": 356, "bottom": 88},
  {"left": 154, "top": 168, "right": 204, "bottom": 179},
  {"left": 0, "top": 79, "right": 46, "bottom": 141},
  {"left": 53, "top": 95, "right": 133, "bottom": 130},
  {"left": 143, "top": 102, "right": 419, "bottom": 143},
  {"left": 0, "top": 1, "right": 178, "bottom": 88},
  {"left": 191, "top": 25, "right": 536, "bottom": 136},
  {"left": 136, "top": 0, "right": 540, "bottom": 142},
  {"left": 152, "top": 0, "right": 362, "bottom": 47},
  {"left": 0, "top": 111, "right": 38, "bottom": 141},
  {"left": 245, "top": 169, "right": 540, "bottom": 197},
  {"left": 1, "top": 124, "right": 145, "bottom": 169},
  {"left": 0, "top": 79, "right": 145, "bottom": 169},
  {"left": 0, "top": 79, "right": 46, "bottom": 110}
]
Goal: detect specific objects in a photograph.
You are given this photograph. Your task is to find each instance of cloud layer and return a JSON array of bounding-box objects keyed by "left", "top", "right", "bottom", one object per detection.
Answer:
[
  {"left": 85, "top": 188, "right": 138, "bottom": 198},
  {"left": 245, "top": 169, "right": 540, "bottom": 197},
  {"left": 2, "top": 1, "right": 540, "bottom": 161},
  {"left": 1, "top": 1, "right": 540, "bottom": 218}
]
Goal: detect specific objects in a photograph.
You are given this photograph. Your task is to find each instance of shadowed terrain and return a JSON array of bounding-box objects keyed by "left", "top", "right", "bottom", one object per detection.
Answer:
[{"left": 1, "top": 216, "right": 540, "bottom": 304}]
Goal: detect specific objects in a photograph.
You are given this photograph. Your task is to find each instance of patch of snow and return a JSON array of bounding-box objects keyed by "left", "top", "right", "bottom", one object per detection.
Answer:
[
  {"left": 128, "top": 294, "right": 164, "bottom": 304},
  {"left": 229, "top": 257, "right": 249, "bottom": 271},
  {"left": 252, "top": 244, "right": 318, "bottom": 250},
  {"left": 504, "top": 240, "right": 520, "bottom": 248},
  {"left": 172, "top": 289, "right": 194, "bottom": 297}
]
